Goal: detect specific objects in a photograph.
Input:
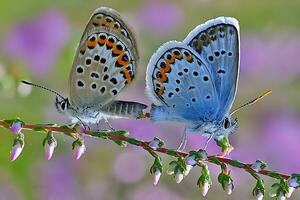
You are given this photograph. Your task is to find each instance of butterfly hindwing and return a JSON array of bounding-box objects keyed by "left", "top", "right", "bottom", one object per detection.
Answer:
[
  {"left": 183, "top": 17, "right": 240, "bottom": 121},
  {"left": 146, "top": 41, "right": 219, "bottom": 122},
  {"left": 69, "top": 7, "right": 138, "bottom": 109}
]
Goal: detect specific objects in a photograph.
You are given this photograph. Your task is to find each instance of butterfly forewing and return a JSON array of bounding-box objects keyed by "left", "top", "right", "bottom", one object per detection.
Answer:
[
  {"left": 183, "top": 17, "right": 240, "bottom": 121},
  {"left": 146, "top": 41, "right": 219, "bottom": 122},
  {"left": 69, "top": 7, "right": 138, "bottom": 109}
]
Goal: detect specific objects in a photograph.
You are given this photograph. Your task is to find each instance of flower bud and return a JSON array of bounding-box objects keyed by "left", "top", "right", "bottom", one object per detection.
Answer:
[
  {"left": 288, "top": 174, "right": 300, "bottom": 188},
  {"left": 254, "top": 191, "right": 263, "bottom": 200},
  {"left": 10, "top": 121, "right": 23, "bottom": 134},
  {"left": 149, "top": 137, "right": 164, "bottom": 150},
  {"left": 72, "top": 139, "right": 86, "bottom": 160},
  {"left": 44, "top": 134, "right": 57, "bottom": 160},
  {"left": 150, "top": 157, "right": 163, "bottom": 185},
  {"left": 10, "top": 133, "right": 24, "bottom": 161},
  {"left": 183, "top": 164, "right": 193, "bottom": 176},
  {"left": 224, "top": 180, "right": 234, "bottom": 195},
  {"left": 185, "top": 155, "right": 197, "bottom": 166},
  {"left": 269, "top": 184, "right": 280, "bottom": 198},
  {"left": 252, "top": 179, "right": 265, "bottom": 200},
  {"left": 175, "top": 171, "right": 184, "bottom": 184},
  {"left": 167, "top": 161, "right": 177, "bottom": 175},
  {"left": 197, "top": 165, "right": 212, "bottom": 197},
  {"left": 218, "top": 167, "right": 234, "bottom": 195},
  {"left": 285, "top": 187, "right": 295, "bottom": 198},
  {"left": 200, "top": 180, "right": 211, "bottom": 197},
  {"left": 251, "top": 160, "right": 267, "bottom": 172},
  {"left": 153, "top": 170, "right": 161, "bottom": 185},
  {"left": 277, "top": 192, "right": 286, "bottom": 200}
]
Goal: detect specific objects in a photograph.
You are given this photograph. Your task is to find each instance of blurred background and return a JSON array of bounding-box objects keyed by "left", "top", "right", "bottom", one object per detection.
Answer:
[{"left": 0, "top": 0, "right": 300, "bottom": 199}]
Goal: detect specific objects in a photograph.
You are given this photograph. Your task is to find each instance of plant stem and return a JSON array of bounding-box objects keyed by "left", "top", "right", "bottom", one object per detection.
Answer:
[{"left": 0, "top": 119, "right": 290, "bottom": 180}]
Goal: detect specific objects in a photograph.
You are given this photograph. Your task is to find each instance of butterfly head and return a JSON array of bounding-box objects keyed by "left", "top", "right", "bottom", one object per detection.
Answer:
[
  {"left": 189, "top": 116, "right": 238, "bottom": 138},
  {"left": 55, "top": 96, "right": 70, "bottom": 114},
  {"left": 220, "top": 116, "right": 238, "bottom": 136}
]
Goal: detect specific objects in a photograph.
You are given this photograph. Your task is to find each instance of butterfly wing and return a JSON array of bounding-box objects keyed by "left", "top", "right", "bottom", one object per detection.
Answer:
[
  {"left": 69, "top": 7, "right": 138, "bottom": 109},
  {"left": 146, "top": 41, "right": 219, "bottom": 123},
  {"left": 183, "top": 17, "right": 240, "bottom": 122}
]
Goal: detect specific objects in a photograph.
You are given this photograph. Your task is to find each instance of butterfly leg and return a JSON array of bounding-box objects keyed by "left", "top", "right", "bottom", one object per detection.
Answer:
[
  {"left": 177, "top": 127, "right": 187, "bottom": 151},
  {"left": 105, "top": 119, "right": 116, "bottom": 131},
  {"left": 204, "top": 133, "right": 214, "bottom": 150}
]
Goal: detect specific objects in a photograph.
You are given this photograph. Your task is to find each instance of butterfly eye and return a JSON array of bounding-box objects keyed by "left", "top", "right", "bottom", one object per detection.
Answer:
[
  {"left": 61, "top": 102, "right": 66, "bottom": 111},
  {"left": 223, "top": 118, "right": 230, "bottom": 129}
]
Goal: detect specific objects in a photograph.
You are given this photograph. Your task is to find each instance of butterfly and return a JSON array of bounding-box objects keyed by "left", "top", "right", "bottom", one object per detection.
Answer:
[
  {"left": 146, "top": 16, "right": 269, "bottom": 150},
  {"left": 23, "top": 7, "right": 147, "bottom": 126}
]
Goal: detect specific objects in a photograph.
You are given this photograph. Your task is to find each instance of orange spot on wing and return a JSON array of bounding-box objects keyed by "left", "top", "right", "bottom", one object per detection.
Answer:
[
  {"left": 112, "top": 45, "right": 124, "bottom": 56},
  {"left": 87, "top": 40, "right": 97, "bottom": 49},
  {"left": 157, "top": 87, "right": 165, "bottom": 96},
  {"left": 174, "top": 53, "right": 183, "bottom": 60},
  {"left": 157, "top": 69, "right": 168, "bottom": 83},
  {"left": 167, "top": 55, "right": 176, "bottom": 64},
  {"left": 117, "top": 56, "right": 130, "bottom": 67},
  {"left": 186, "top": 55, "right": 193, "bottom": 62},
  {"left": 163, "top": 62, "right": 171, "bottom": 73},
  {"left": 98, "top": 37, "right": 106, "bottom": 45}
]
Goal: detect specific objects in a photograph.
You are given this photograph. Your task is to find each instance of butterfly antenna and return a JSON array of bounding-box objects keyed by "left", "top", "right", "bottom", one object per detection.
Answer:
[
  {"left": 230, "top": 90, "right": 272, "bottom": 116},
  {"left": 21, "top": 80, "right": 65, "bottom": 100}
]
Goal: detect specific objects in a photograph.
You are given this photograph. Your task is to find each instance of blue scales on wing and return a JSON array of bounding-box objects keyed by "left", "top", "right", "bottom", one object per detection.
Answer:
[
  {"left": 183, "top": 17, "right": 240, "bottom": 122},
  {"left": 146, "top": 41, "right": 219, "bottom": 125}
]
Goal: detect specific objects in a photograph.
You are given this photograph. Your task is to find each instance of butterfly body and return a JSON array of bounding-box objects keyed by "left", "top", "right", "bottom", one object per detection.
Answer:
[
  {"left": 146, "top": 17, "right": 240, "bottom": 139},
  {"left": 54, "top": 7, "right": 146, "bottom": 124}
]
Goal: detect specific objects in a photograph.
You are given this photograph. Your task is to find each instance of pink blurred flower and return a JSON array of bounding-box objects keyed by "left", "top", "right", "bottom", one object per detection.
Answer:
[
  {"left": 138, "top": 1, "right": 183, "bottom": 37},
  {"left": 39, "top": 159, "right": 80, "bottom": 200},
  {"left": 113, "top": 151, "right": 146, "bottom": 184},
  {"left": 3, "top": 10, "right": 70, "bottom": 77},
  {"left": 241, "top": 35, "right": 300, "bottom": 80},
  {"left": 130, "top": 185, "right": 183, "bottom": 200}
]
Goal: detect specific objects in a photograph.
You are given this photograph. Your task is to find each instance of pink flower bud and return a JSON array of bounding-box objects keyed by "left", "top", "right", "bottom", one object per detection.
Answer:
[
  {"left": 200, "top": 180, "right": 211, "bottom": 197},
  {"left": 175, "top": 172, "right": 184, "bottom": 184},
  {"left": 277, "top": 192, "right": 286, "bottom": 200},
  {"left": 10, "top": 121, "right": 22, "bottom": 134},
  {"left": 285, "top": 187, "right": 295, "bottom": 198},
  {"left": 254, "top": 190, "right": 263, "bottom": 200},
  {"left": 183, "top": 164, "right": 193, "bottom": 176},
  {"left": 153, "top": 170, "right": 161, "bottom": 185},
  {"left": 44, "top": 140, "right": 57, "bottom": 160},
  {"left": 149, "top": 138, "right": 161, "bottom": 150},
  {"left": 10, "top": 143, "right": 23, "bottom": 161},
  {"left": 74, "top": 143, "right": 86, "bottom": 160},
  {"left": 225, "top": 181, "right": 234, "bottom": 195}
]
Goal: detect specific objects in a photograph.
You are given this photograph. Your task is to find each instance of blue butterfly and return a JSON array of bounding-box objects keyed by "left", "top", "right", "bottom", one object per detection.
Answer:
[{"left": 146, "top": 17, "right": 241, "bottom": 150}]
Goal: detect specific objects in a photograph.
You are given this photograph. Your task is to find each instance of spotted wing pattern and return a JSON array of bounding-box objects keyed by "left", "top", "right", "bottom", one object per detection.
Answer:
[
  {"left": 146, "top": 41, "right": 219, "bottom": 122},
  {"left": 183, "top": 17, "right": 240, "bottom": 121},
  {"left": 69, "top": 7, "right": 138, "bottom": 109}
]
